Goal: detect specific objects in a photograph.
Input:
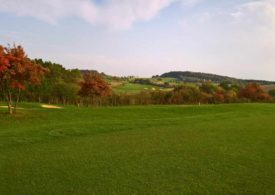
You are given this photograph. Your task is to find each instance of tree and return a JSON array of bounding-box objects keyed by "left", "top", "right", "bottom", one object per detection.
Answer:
[
  {"left": 0, "top": 44, "right": 47, "bottom": 114},
  {"left": 239, "top": 83, "right": 272, "bottom": 102},
  {"left": 269, "top": 89, "right": 275, "bottom": 100},
  {"left": 26, "top": 59, "right": 81, "bottom": 104},
  {"left": 224, "top": 90, "right": 238, "bottom": 103},
  {"left": 78, "top": 71, "right": 111, "bottom": 105},
  {"left": 199, "top": 82, "right": 218, "bottom": 94},
  {"left": 172, "top": 85, "right": 201, "bottom": 104}
]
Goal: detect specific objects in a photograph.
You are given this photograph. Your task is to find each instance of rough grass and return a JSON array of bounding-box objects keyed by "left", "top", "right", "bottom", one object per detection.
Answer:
[
  {"left": 0, "top": 103, "right": 275, "bottom": 194},
  {"left": 262, "top": 84, "right": 275, "bottom": 92}
]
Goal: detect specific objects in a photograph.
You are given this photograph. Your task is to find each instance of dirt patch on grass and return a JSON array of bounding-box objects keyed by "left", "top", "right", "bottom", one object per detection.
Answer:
[{"left": 41, "top": 104, "right": 63, "bottom": 109}]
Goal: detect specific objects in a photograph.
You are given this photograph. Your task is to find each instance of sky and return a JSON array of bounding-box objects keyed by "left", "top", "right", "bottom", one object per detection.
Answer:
[{"left": 0, "top": 0, "right": 274, "bottom": 80}]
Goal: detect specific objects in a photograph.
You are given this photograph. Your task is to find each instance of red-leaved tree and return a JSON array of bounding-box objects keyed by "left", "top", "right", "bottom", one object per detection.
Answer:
[
  {"left": 0, "top": 44, "right": 47, "bottom": 114},
  {"left": 239, "top": 83, "right": 272, "bottom": 102},
  {"left": 78, "top": 71, "right": 111, "bottom": 105}
]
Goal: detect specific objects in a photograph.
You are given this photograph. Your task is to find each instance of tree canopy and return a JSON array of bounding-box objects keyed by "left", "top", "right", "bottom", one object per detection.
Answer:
[{"left": 0, "top": 44, "right": 47, "bottom": 114}]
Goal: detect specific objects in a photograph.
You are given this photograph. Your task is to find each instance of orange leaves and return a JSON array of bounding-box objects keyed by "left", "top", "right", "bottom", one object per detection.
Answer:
[
  {"left": 11, "top": 81, "right": 26, "bottom": 90},
  {"left": 0, "top": 45, "right": 9, "bottom": 73},
  {"left": 0, "top": 43, "right": 49, "bottom": 114},
  {"left": 0, "top": 43, "right": 48, "bottom": 91},
  {"left": 78, "top": 72, "right": 111, "bottom": 98},
  {"left": 239, "top": 83, "right": 272, "bottom": 101}
]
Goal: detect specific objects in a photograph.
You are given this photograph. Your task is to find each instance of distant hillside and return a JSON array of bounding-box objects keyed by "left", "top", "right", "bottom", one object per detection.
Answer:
[{"left": 160, "top": 71, "right": 275, "bottom": 85}]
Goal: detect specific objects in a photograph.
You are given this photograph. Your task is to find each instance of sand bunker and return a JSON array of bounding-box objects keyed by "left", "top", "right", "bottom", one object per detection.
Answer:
[
  {"left": 41, "top": 104, "right": 62, "bottom": 109},
  {"left": 0, "top": 106, "right": 24, "bottom": 109}
]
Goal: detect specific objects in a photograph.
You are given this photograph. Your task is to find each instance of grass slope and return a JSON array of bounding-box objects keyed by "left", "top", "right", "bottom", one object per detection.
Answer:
[
  {"left": 112, "top": 82, "right": 165, "bottom": 94},
  {"left": 262, "top": 84, "right": 275, "bottom": 92},
  {"left": 0, "top": 103, "right": 275, "bottom": 194}
]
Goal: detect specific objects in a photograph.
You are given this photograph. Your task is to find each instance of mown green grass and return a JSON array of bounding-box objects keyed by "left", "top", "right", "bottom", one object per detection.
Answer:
[
  {"left": 112, "top": 82, "right": 166, "bottom": 94},
  {"left": 0, "top": 103, "right": 275, "bottom": 194}
]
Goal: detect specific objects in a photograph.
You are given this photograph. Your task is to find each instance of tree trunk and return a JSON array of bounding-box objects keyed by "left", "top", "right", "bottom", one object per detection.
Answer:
[
  {"left": 13, "top": 89, "right": 21, "bottom": 114},
  {"left": 7, "top": 101, "right": 13, "bottom": 115},
  {"left": 5, "top": 93, "right": 13, "bottom": 115},
  {"left": 8, "top": 105, "right": 13, "bottom": 114}
]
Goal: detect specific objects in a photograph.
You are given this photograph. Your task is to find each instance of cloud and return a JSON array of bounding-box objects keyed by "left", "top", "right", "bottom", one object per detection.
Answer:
[
  {"left": 230, "top": 0, "right": 275, "bottom": 49},
  {"left": 231, "top": 0, "right": 275, "bottom": 26},
  {"left": 0, "top": 0, "right": 191, "bottom": 30},
  {"left": 0, "top": 0, "right": 97, "bottom": 24},
  {"left": 176, "top": 0, "right": 275, "bottom": 80},
  {"left": 91, "top": 0, "right": 179, "bottom": 30}
]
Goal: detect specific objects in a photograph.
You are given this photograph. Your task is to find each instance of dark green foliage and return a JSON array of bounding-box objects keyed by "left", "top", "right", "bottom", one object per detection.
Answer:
[
  {"left": 161, "top": 71, "right": 275, "bottom": 85},
  {"left": 269, "top": 89, "right": 275, "bottom": 98},
  {"left": 132, "top": 78, "right": 152, "bottom": 85},
  {"left": 172, "top": 85, "right": 201, "bottom": 104},
  {"left": 24, "top": 59, "right": 81, "bottom": 104}
]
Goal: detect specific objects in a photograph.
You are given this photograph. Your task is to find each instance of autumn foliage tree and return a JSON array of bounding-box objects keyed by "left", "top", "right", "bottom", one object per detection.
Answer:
[
  {"left": 239, "top": 83, "right": 272, "bottom": 102},
  {"left": 171, "top": 85, "right": 201, "bottom": 104},
  {"left": 78, "top": 71, "right": 111, "bottom": 105},
  {"left": 0, "top": 44, "right": 47, "bottom": 114}
]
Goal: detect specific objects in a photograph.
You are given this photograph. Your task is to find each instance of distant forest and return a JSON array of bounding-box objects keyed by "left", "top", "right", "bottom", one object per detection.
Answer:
[{"left": 160, "top": 71, "right": 275, "bottom": 85}]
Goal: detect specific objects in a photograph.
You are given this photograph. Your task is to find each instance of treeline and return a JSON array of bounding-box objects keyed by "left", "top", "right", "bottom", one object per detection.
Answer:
[
  {"left": 83, "top": 82, "right": 273, "bottom": 106},
  {"left": 1, "top": 44, "right": 274, "bottom": 113},
  {"left": 160, "top": 71, "right": 275, "bottom": 85},
  {"left": 21, "top": 59, "right": 115, "bottom": 106},
  {"left": 24, "top": 59, "right": 82, "bottom": 105},
  {"left": 22, "top": 59, "right": 274, "bottom": 106}
]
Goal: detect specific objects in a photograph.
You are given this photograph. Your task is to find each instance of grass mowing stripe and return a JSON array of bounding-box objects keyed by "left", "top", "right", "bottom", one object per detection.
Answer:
[{"left": 0, "top": 103, "right": 275, "bottom": 194}]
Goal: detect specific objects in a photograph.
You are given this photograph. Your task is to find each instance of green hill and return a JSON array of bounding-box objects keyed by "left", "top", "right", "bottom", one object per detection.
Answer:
[{"left": 161, "top": 71, "right": 275, "bottom": 85}]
